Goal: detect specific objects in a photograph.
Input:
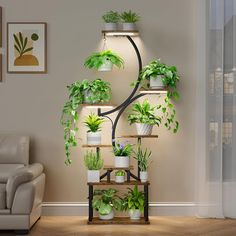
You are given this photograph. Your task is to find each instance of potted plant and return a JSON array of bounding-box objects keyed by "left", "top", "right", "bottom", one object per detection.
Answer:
[
  {"left": 92, "top": 188, "right": 123, "bottom": 220},
  {"left": 84, "top": 113, "right": 104, "bottom": 145},
  {"left": 133, "top": 144, "right": 152, "bottom": 182},
  {"left": 81, "top": 79, "right": 111, "bottom": 104},
  {"left": 128, "top": 100, "right": 161, "bottom": 135},
  {"left": 122, "top": 185, "right": 144, "bottom": 220},
  {"left": 61, "top": 79, "right": 111, "bottom": 165},
  {"left": 139, "top": 59, "right": 180, "bottom": 89},
  {"left": 115, "top": 170, "right": 125, "bottom": 183},
  {"left": 84, "top": 50, "right": 124, "bottom": 72},
  {"left": 113, "top": 141, "right": 133, "bottom": 168},
  {"left": 84, "top": 150, "right": 103, "bottom": 183},
  {"left": 102, "top": 11, "right": 120, "bottom": 31},
  {"left": 120, "top": 10, "right": 140, "bottom": 31}
]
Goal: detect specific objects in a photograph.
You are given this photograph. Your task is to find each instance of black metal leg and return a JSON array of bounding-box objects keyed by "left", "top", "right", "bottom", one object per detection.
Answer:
[
  {"left": 144, "top": 184, "right": 149, "bottom": 222},
  {"left": 88, "top": 185, "right": 93, "bottom": 222},
  {"left": 107, "top": 170, "right": 111, "bottom": 182},
  {"left": 130, "top": 171, "right": 140, "bottom": 181},
  {"left": 126, "top": 170, "right": 130, "bottom": 182}
]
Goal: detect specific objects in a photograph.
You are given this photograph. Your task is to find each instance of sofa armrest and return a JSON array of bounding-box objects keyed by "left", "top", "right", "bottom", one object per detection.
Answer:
[{"left": 6, "top": 163, "right": 44, "bottom": 209}]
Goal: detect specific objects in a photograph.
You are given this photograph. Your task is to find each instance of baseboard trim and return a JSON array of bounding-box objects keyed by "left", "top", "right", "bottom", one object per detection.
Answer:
[{"left": 42, "top": 202, "right": 196, "bottom": 216}]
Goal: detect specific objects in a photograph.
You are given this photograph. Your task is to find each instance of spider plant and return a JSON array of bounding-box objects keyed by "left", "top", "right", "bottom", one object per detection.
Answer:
[
  {"left": 84, "top": 113, "right": 104, "bottom": 133},
  {"left": 120, "top": 10, "right": 140, "bottom": 23}
]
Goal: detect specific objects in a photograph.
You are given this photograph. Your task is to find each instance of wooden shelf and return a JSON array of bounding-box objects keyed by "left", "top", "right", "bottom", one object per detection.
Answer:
[
  {"left": 82, "top": 144, "right": 112, "bottom": 148},
  {"left": 102, "top": 30, "right": 139, "bottom": 37},
  {"left": 88, "top": 217, "right": 149, "bottom": 225},
  {"left": 139, "top": 87, "right": 168, "bottom": 94},
  {"left": 120, "top": 135, "right": 158, "bottom": 138},
  {"left": 87, "top": 180, "right": 149, "bottom": 186},
  {"left": 103, "top": 165, "right": 134, "bottom": 170}
]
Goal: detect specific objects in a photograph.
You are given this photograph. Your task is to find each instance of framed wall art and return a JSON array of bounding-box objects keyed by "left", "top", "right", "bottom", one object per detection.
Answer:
[
  {"left": 7, "top": 22, "right": 47, "bottom": 73},
  {"left": 0, "top": 7, "right": 2, "bottom": 81}
]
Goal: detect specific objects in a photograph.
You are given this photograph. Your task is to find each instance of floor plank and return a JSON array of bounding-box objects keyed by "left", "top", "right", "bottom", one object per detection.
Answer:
[{"left": 0, "top": 217, "right": 236, "bottom": 236}]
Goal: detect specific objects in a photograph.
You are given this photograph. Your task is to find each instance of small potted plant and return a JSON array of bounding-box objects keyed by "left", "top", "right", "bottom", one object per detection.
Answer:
[
  {"left": 122, "top": 185, "right": 144, "bottom": 220},
  {"left": 84, "top": 113, "right": 104, "bottom": 145},
  {"left": 84, "top": 150, "right": 103, "bottom": 183},
  {"left": 128, "top": 100, "right": 161, "bottom": 135},
  {"left": 133, "top": 144, "right": 152, "bottom": 182},
  {"left": 84, "top": 50, "right": 124, "bottom": 72},
  {"left": 113, "top": 141, "right": 133, "bottom": 168},
  {"left": 120, "top": 10, "right": 140, "bottom": 31},
  {"left": 139, "top": 59, "right": 180, "bottom": 89},
  {"left": 115, "top": 170, "right": 125, "bottom": 183},
  {"left": 61, "top": 79, "right": 111, "bottom": 165},
  {"left": 92, "top": 188, "right": 123, "bottom": 220},
  {"left": 102, "top": 11, "right": 120, "bottom": 31}
]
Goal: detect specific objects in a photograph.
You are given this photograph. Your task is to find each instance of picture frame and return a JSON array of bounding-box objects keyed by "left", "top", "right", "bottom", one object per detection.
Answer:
[
  {"left": 7, "top": 22, "right": 47, "bottom": 74},
  {"left": 0, "top": 7, "right": 2, "bottom": 81}
]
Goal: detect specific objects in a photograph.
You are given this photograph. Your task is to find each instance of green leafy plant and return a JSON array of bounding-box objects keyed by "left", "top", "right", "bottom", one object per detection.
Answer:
[
  {"left": 84, "top": 50, "right": 124, "bottom": 70},
  {"left": 132, "top": 143, "right": 152, "bottom": 171},
  {"left": 128, "top": 100, "right": 161, "bottom": 125},
  {"left": 113, "top": 141, "right": 133, "bottom": 156},
  {"left": 61, "top": 79, "right": 111, "bottom": 165},
  {"left": 92, "top": 188, "right": 123, "bottom": 215},
  {"left": 120, "top": 10, "right": 140, "bottom": 23},
  {"left": 115, "top": 170, "right": 125, "bottom": 176},
  {"left": 84, "top": 113, "right": 104, "bottom": 132},
  {"left": 84, "top": 150, "right": 103, "bottom": 170},
  {"left": 122, "top": 186, "right": 145, "bottom": 212},
  {"left": 102, "top": 11, "right": 120, "bottom": 23},
  {"left": 14, "top": 32, "right": 34, "bottom": 57}
]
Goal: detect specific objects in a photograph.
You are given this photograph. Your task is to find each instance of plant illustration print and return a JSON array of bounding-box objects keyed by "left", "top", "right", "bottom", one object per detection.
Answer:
[{"left": 13, "top": 32, "right": 39, "bottom": 66}]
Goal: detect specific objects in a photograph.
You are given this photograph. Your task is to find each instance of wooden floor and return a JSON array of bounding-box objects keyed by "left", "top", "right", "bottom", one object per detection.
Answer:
[{"left": 0, "top": 217, "right": 236, "bottom": 236}]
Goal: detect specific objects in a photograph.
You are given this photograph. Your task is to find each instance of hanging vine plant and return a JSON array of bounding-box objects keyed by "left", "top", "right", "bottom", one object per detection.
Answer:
[{"left": 61, "top": 79, "right": 111, "bottom": 165}]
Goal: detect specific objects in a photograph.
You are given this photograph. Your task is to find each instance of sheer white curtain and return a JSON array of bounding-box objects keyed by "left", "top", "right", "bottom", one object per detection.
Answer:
[{"left": 195, "top": 0, "right": 236, "bottom": 218}]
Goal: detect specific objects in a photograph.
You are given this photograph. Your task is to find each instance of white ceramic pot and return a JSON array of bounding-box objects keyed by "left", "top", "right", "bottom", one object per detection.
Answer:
[
  {"left": 114, "top": 156, "right": 129, "bottom": 168},
  {"left": 104, "top": 23, "right": 118, "bottom": 31},
  {"left": 87, "top": 170, "right": 100, "bottom": 183},
  {"left": 115, "top": 175, "right": 125, "bottom": 183},
  {"left": 129, "top": 209, "right": 141, "bottom": 220},
  {"left": 122, "top": 23, "right": 136, "bottom": 31},
  {"left": 98, "top": 60, "right": 113, "bottom": 72},
  {"left": 135, "top": 123, "right": 153, "bottom": 135},
  {"left": 140, "top": 171, "right": 148, "bottom": 183},
  {"left": 149, "top": 76, "right": 165, "bottom": 89},
  {"left": 87, "top": 132, "right": 101, "bottom": 145},
  {"left": 99, "top": 210, "right": 114, "bottom": 220}
]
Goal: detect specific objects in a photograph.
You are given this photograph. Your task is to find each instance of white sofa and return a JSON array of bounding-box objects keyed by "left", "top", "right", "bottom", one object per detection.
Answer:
[{"left": 0, "top": 134, "right": 45, "bottom": 234}]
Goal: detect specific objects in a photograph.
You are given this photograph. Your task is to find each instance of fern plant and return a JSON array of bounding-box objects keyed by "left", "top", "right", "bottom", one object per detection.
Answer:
[
  {"left": 84, "top": 150, "right": 103, "bottom": 170},
  {"left": 102, "top": 11, "right": 120, "bottom": 23},
  {"left": 84, "top": 113, "right": 104, "bottom": 132},
  {"left": 120, "top": 10, "right": 140, "bottom": 23},
  {"left": 84, "top": 50, "right": 124, "bottom": 70}
]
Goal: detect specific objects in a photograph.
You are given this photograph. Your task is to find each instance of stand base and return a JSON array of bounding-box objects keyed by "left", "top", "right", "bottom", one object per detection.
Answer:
[{"left": 87, "top": 217, "right": 150, "bottom": 225}]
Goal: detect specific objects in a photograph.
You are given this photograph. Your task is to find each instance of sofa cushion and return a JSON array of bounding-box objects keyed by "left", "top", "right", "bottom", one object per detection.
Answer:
[
  {"left": 0, "top": 135, "right": 29, "bottom": 164},
  {"left": 0, "top": 184, "right": 6, "bottom": 209},
  {"left": 0, "top": 164, "right": 24, "bottom": 183}
]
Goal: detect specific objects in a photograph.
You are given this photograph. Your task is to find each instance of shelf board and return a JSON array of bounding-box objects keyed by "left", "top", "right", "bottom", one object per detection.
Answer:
[
  {"left": 102, "top": 30, "right": 139, "bottom": 37},
  {"left": 87, "top": 180, "right": 150, "bottom": 186},
  {"left": 120, "top": 135, "right": 158, "bottom": 138},
  {"left": 139, "top": 87, "right": 168, "bottom": 94},
  {"left": 103, "top": 165, "right": 134, "bottom": 170},
  {"left": 88, "top": 217, "right": 149, "bottom": 225},
  {"left": 81, "top": 103, "right": 115, "bottom": 108},
  {"left": 82, "top": 144, "right": 112, "bottom": 148}
]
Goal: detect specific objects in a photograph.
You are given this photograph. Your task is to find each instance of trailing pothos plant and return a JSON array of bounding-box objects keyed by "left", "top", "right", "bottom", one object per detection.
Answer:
[
  {"left": 84, "top": 50, "right": 124, "bottom": 70},
  {"left": 61, "top": 79, "right": 111, "bottom": 165}
]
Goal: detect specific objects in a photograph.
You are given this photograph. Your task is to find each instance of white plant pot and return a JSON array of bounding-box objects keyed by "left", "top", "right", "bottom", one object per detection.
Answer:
[
  {"left": 98, "top": 60, "right": 113, "bottom": 72},
  {"left": 140, "top": 171, "right": 148, "bottom": 183},
  {"left": 135, "top": 123, "right": 153, "bottom": 135},
  {"left": 122, "top": 23, "right": 137, "bottom": 31},
  {"left": 99, "top": 210, "right": 114, "bottom": 220},
  {"left": 87, "top": 170, "right": 100, "bottom": 183},
  {"left": 115, "top": 175, "right": 125, "bottom": 183},
  {"left": 149, "top": 76, "right": 165, "bottom": 89},
  {"left": 114, "top": 156, "right": 129, "bottom": 168},
  {"left": 129, "top": 209, "right": 141, "bottom": 220},
  {"left": 104, "top": 23, "right": 118, "bottom": 31},
  {"left": 87, "top": 132, "right": 101, "bottom": 145}
]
